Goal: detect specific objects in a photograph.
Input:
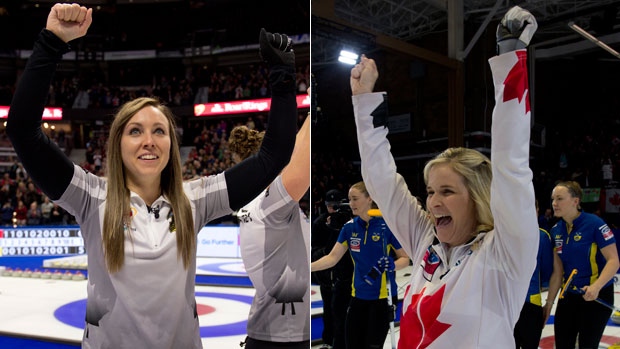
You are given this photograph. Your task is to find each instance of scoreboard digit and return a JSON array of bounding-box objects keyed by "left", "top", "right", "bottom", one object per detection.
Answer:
[{"left": 0, "top": 227, "right": 84, "bottom": 256}]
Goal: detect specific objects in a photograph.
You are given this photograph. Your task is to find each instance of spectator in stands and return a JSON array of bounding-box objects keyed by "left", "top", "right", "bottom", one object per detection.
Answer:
[
  {"left": 246, "top": 116, "right": 256, "bottom": 130},
  {"left": 93, "top": 149, "right": 103, "bottom": 173},
  {"left": 25, "top": 181, "right": 42, "bottom": 206},
  {"left": 14, "top": 162, "right": 27, "bottom": 181},
  {"left": 0, "top": 173, "right": 15, "bottom": 205},
  {"left": 8, "top": 159, "right": 19, "bottom": 180},
  {"left": 1, "top": 200, "right": 13, "bottom": 226},
  {"left": 49, "top": 203, "right": 66, "bottom": 225},
  {"left": 6, "top": 4, "right": 297, "bottom": 348},
  {"left": 40, "top": 195, "right": 54, "bottom": 224},
  {"left": 26, "top": 201, "right": 42, "bottom": 226},
  {"left": 538, "top": 207, "right": 554, "bottom": 232},
  {"left": 0, "top": 172, "right": 14, "bottom": 188},
  {"left": 13, "top": 199, "right": 27, "bottom": 226}
]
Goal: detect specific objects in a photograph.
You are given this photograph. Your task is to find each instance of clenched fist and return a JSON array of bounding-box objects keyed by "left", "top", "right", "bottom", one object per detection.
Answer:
[
  {"left": 350, "top": 55, "right": 378, "bottom": 96},
  {"left": 46, "top": 3, "right": 93, "bottom": 43}
]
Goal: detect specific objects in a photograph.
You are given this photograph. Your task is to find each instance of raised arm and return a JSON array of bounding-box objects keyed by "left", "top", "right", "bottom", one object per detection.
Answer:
[
  {"left": 281, "top": 112, "right": 310, "bottom": 202},
  {"left": 6, "top": 4, "right": 93, "bottom": 200},
  {"left": 489, "top": 6, "right": 539, "bottom": 279},
  {"left": 350, "top": 57, "right": 433, "bottom": 257},
  {"left": 224, "top": 28, "right": 297, "bottom": 210}
]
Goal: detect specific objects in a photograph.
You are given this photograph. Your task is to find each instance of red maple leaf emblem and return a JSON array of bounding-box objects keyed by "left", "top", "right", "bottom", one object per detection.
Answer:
[
  {"left": 609, "top": 192, "right": 620, "bottom": 206},
  {"left": 399, "top": 285, "right": 452, "bottom": 348},
  {"left": 502, "top": 51, "right": 530, "bottom": 113}
]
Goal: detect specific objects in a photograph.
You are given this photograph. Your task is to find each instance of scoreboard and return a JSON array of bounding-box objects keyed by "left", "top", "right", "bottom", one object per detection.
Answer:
[
  {"left": 0, "top": 227, "right": 84, "bottom": 256},
  {"left": 0, "top": 225, "right": 239, "bottom": 257}
]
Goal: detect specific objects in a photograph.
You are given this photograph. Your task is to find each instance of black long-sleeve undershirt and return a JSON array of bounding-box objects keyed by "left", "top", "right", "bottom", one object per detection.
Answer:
[
  {"left": 224, "top": 64, "right": 297, "bottom": 210},
  {"left": 6, "top": 29, "right": 73, "bottom": 200},
  {"left": 6, "top": 29, "right": 297, "bottom": 210}
]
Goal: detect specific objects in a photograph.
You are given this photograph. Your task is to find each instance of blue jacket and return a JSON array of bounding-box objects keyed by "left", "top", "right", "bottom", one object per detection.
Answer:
[
  {"left": 552, "top": 211, "right": 616, "bottom": 290},
  {"left": 525, "top": 228, "right": 554, "bottom": 305},
  {"left": 337, "top": 216, "right": 402, "bottom": 300}
]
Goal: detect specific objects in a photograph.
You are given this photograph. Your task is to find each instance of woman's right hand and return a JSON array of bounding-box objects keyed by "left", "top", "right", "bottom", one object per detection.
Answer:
[
  {"left": 350, "top": 55, "right": 379, "bottom": 95},
  {"left": 46, "top": 3, "right": 93, "bottom": 43}
]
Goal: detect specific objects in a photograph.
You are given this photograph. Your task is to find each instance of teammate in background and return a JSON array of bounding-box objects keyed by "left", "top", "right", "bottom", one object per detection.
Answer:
[
  {"left": 348, "top": 6, "right": 539, "bottom": 348},
  {"left": 6, "top": 3, "right": 297, "bottom": 348},
  {"left": 311, "top": 181, "right": 409, "bottom": 349},
  {"left": 513, "top": 200, "right": 563, "bottom": 349},
  {"left": 551, "top": 180, "right": 619, "bottom": 349},
  {"left": 229, "top": 104, "right": 310, "bottom": 349},
  {"left": 311, "top": 189, "right": 353, "bottom": 349}
]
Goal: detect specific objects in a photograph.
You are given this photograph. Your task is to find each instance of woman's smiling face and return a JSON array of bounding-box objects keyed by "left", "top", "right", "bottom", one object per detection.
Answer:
[
  {"left": 426, "top": 163, "right": 477, "bottom": 247},
  {"left": 348, "top": 187, "right": 373, "bottom": 217},
  {"left": 121, "top": 106, "right": 171, "bottom": 187}
]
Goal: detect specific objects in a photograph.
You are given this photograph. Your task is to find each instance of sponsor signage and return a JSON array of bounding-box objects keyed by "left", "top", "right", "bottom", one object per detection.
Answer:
[{"left": 194, "top": 94, "right": 310, "bottom": 117}]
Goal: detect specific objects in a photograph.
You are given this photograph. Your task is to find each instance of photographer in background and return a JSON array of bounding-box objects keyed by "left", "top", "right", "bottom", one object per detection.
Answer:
[{"left": 311, "top": 189, "right": 353, "bottom": 349}]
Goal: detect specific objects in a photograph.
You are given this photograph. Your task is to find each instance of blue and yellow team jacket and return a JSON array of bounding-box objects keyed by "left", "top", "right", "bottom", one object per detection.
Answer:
[
  {"left": 552, "top": 211, "right": 616, "bottom": 290},
  {"left": 525, "top": 228, "right": 554, "bottom": 306},
  {"left": 337, "top": 215, "right": 402, "bottom": 300}
]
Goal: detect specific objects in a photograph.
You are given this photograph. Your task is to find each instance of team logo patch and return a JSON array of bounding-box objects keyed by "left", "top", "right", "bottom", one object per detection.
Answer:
[
  {"left": 421, "top": 245, "right": 442, "bottom": 281},
  {"left": 601, "top": 224, "right": 614, "bottom": 241},
  {"left": 236, "top": 209, "right": 252, "bottom": 223},
  {"left": 554, "top": 238, "right": 563, "bottom": 254},
  {"left": 350, "top": 238, "right": 361, "bottom": 252},
  {"left": 574, "top": 232, "right": 582, "bottom": 242},
  {"left": 372, "top": 233, "right": 380, "bottom": 242}
]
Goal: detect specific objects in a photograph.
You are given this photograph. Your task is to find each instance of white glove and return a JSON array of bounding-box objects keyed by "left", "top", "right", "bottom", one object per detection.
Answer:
[{"left": 496, "top": 6, "right": 538, "bottom": 54}]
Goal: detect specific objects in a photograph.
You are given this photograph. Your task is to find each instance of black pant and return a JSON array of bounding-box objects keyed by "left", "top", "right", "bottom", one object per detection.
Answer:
[
  {"left": 243, "top": 337, "right": 309, "bottom": 349},
  {"left": 554, "top": 284, "right": 614, "bottom": 349},
  {"left": 319, "top": 283, "right": 334, "bottom": 346},
  {"left": 331, "top": 278, "right": 352, "bottom": 349},
  {"left": 514, "top": 301, "right": 544, "bottom": 349},
  {"left": 345, "top": 296, "right": 397, "bottom": 349}
]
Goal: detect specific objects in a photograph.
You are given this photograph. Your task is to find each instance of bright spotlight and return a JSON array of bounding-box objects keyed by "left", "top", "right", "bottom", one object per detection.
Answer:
[{"left": 338, "top": 50, "right": 359, "bottom": 65}]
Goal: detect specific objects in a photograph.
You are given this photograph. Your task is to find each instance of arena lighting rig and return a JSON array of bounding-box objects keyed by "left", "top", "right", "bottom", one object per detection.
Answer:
[
  {"left": 568, "top": 21, "right": 620, "bottom": 60},
  {"left": 338, "top": 49, "right": 359, "bottom": 65}
]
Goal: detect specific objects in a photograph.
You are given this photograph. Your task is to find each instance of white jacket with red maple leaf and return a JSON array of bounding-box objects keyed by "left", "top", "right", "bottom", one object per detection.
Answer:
[{"left": 352, "top": 50, "right": 538, "bottom": 348}]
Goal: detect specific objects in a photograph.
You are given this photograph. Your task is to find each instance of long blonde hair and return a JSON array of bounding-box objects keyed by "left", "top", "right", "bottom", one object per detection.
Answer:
[
  {"left": 423, "top": 147, "right": 493, "bottom": 235},
  {"left": 103, "top": 97, "right": 194, "bottom": 273}
]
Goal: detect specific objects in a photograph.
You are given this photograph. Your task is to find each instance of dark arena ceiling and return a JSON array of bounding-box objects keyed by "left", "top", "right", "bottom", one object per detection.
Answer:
[
  {"left": 0, "top": 0, "right": 310, "bottom": 51},
  {"left": 312, "top": 0, "right": 620, "bottom": 63}
]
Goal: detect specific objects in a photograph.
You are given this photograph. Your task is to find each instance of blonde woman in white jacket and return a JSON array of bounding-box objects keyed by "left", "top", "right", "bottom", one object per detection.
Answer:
[{"left": 349, "top": 6, "right": 539, "bottom": 349}]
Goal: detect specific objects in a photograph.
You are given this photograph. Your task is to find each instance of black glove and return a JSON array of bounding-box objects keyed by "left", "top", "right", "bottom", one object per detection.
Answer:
[
  {"left": 496, "top": 6, "right": 538, "bottom": 55},
  {"left": 363, "top": 264, "right": 382, "bottom": 286},
  {"left": 259, "top": 28, "right": 294, "bottom": 67},
  {"left": 259, "top": 28, "right": 295, "bottom": 92}
]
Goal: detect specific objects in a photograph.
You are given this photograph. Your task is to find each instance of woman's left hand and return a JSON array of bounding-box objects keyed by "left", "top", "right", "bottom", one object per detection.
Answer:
[{"left": 581, "top": 284, "right": 601, "bottom": 301}]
